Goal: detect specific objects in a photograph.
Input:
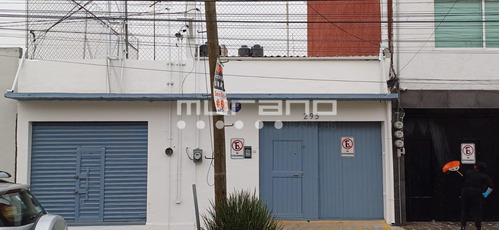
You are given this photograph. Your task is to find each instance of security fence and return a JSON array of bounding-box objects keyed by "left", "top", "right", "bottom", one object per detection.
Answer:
[{"left": 27, "top": 1, "right": 308, "bottom": 60}]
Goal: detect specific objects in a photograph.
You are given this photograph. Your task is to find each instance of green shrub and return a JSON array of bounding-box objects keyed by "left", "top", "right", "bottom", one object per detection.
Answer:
[{"left": 202, "top": 190, "right": 283, "bottom": 230}]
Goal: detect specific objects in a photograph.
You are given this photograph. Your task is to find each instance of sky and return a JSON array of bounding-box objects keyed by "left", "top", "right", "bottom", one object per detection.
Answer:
[{"left": 0, "top": 0, "right": 26, "bottom": 48}]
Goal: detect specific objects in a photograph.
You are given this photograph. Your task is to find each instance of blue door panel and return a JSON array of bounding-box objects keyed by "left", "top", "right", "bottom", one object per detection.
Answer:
[
  {"left": 260, "top": 122, "right": 318, "bottom": 220},
  {"left": 30, "top": 122, "right": 148, "bottom": 223},
  {"left": 75, "top": 146, "right": 105, "bottom": 222},
  {"left": 260, "top": 122, "right": 383, "bottom": 220},
  {"left": 271, "top": 140, "right": 304, "bottom": 218},
  {"left": 272, "top": 178, "right": 303, "bottom": 218},
  {"left": 318, "top": 122, "right": 383, "bottom": 219}
]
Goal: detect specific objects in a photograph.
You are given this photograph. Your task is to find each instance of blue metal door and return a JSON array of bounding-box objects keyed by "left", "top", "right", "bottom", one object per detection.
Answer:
[
  {"left": 271, "top": 140, "right": 304, "bottom": 218},
  {"left": 318, "top": 122, "right": 383, "bottom": 219},
  {"left": 75, "top": 146, "right": 105, "bottom": 222},
  {"left": 260, "top": 122, "right": 383, "bottom": 220},
  {"left": 259, "top": 122, "right": 318, "bottom": 220}
]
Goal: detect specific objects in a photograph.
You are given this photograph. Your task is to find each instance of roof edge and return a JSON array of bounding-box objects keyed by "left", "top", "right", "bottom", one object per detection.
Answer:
[{"left": 5, "top": 92, "right": 398, "bottom": 101}]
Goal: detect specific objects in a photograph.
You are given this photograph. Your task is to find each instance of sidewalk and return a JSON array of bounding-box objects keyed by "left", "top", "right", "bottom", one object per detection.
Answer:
[
  {"left": 281, "top": 220, "right": 394, "bottom": 230},
  {"left": 280, "top": 220, "right": 499, "bottom": 230},
  {"left": 67, "top": 221, "right": 499, "bottom": 230}
]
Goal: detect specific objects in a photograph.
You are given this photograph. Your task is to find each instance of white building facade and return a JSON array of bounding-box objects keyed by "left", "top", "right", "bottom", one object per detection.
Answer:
[
  {"left": 3, "top": 0, "right": 403, "bottom": 229},
  {"left": 6, "top": 56, "right": 397, "bottom": 229}
]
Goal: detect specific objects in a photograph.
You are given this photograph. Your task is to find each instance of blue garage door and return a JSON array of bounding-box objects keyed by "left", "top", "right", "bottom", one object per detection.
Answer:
[
  {"left": 259, "top": 122, "right": 383, "bottom": 220},
  {"left": 30, "top": 122, "right": 148, "bottom": 224},
  {"left": 318, "top": 122, "right": 383, "bottom": 219}
]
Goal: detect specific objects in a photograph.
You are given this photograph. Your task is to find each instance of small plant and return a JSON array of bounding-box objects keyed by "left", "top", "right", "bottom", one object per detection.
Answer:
[{"left": 202, "top": 190, "right": 283, "bottom": 230}]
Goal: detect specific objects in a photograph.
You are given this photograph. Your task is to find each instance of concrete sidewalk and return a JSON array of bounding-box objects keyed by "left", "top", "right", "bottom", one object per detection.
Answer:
[
  {"left": 67, "top": 221, "right": 499, "bottom": 230},
  {"left": 281, "top": 220, "right": 395, "bottom": 230},
  {"left": 281, "top": 220, "right": 500, "bottom": 230}
]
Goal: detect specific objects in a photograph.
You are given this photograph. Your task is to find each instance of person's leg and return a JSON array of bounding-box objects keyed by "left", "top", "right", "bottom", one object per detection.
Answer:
[
  {"left": 470, "top": 191, "right": 482, "bottom": 230},
  {"left": 461, "top": 189, "right": 470, "bottom": 229}
]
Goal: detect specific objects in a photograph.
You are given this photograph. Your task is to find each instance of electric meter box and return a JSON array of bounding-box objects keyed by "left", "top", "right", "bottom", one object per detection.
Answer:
[
  {"left": 193, "top": 148, "right": 203, "bottom": 162},
  {"left": 244, "top": 146, "right": 252, "bottom": 159}
]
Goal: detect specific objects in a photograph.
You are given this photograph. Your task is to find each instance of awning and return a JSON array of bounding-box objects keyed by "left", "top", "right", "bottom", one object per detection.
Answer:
[{"left": 5, "top": 92, "right": 398, "bottom": 101}]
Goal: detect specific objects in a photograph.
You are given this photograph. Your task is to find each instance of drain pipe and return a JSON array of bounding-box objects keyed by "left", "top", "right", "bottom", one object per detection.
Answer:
[
  {"left": 192, "top": 184, "right": 201, "bottom": 230},
  {"left": 381, "top": 41, "right": 396, "bottom": 224},
  {"left": 386, "top": 100, "right": 396, "bottom": 224},
  {"left": 175, "top": 39, "right": 184, "bottom": 205},
  {"left": 8, "top": 48, "right": 28, "bottom": 93}
]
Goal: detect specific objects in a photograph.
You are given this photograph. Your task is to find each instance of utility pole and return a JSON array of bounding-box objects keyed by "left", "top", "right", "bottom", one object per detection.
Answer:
[{"left": 204, "top": 1, "right": 227, "bottom": 211}]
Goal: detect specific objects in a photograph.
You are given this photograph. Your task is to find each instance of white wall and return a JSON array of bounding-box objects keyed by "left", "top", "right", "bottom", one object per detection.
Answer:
[
  {"left": 395, "top": 0, "right": 499, "bottom": 90},
  {"left": 13, "top": 52, "right": 395, "bottom": 228},
  {"left": 15, "top": 99, "right": 394, "bottom": 229},
  {"left": 0, "top": 47, "right": 21, "bottom": 182},
  {"left": 18, "top": 58, "right": 388, "bottom": 95}
]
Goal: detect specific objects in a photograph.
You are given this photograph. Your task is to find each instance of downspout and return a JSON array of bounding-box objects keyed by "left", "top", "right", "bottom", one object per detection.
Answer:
[
  {"left": 119, "top": 48, "right": 125, "bottom": 92},
  {"left": 380, "top": 44, "right": 396, "bottom": 224},
  {"left": 189, "top": 2, "right": 200, "bottom": 188},
  {"left": 388, "top": 0, "right": 406, "bottom": 225},
  {"left": 381, "top": 0, "right": 396, "bottom": 223},
  {"left": 175, "top": 37, "right": 184, "bottom": 205},
  {"left": 119, "top": 21, "right": 126, "bottom": 92},
  {"left": 8, "top": 48, "right": 28, "bottom": 93},
  {"left": 386, "top": 99, "right": 396, "bottom": 224},
  {"left": 167, "top": 3, "right": 174, "bottom": 228}
]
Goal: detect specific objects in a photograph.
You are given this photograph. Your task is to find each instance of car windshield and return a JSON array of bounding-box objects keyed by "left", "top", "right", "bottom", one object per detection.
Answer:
[{"left": 0, "top": 190, "right": 46, "bottom": 227}]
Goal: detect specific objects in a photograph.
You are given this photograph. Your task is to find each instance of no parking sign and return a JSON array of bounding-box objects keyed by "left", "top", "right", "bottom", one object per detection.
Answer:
[
  {"left": 341, "top": 137, "right": 355, "bottom": 157},
  {"left": 461, "top": 143, "right": 476, "bottom": 164},
  {"left": 230, "top": 138, "right": 244, "bottom": 159}
]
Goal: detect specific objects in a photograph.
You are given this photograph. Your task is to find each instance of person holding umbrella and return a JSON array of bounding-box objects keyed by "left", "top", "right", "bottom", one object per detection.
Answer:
[{"left": 459, "top": 162, "right": 494, "bottom": 230}]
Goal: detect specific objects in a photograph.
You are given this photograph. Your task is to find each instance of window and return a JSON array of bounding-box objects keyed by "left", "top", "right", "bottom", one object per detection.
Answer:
[
  {"left": 485, "top": 0, "right": 499, "bottom": 47},
  {"left": 434, "top": 0, "right": 499, "bottom": 48},
  {"left": 0, "top": 190, "right": 46, "bottom": 227}
]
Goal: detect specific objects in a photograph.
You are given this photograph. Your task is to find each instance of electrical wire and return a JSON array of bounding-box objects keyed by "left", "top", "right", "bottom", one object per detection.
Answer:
[
  {"left": 397, "top": 0, "right": 460, "bottom": 74},
  {"left": 0, "top": 1, "right": 497, "bottom": 63},
  {"left": 0, "top": 53, "right": 495, "bottom": 86}
]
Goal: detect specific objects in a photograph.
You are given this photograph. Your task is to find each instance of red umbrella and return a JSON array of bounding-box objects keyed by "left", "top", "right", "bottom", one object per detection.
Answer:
[{"left": 442, "top": 161, "right": 463, "bottom": 176}]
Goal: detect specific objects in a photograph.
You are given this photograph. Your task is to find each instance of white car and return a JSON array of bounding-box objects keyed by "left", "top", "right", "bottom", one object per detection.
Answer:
[{"left": 0, "top": 171, "right": 67, "bottom": 230}]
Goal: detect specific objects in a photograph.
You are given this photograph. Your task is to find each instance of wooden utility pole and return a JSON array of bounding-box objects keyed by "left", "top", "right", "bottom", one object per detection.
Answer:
[{"left": 204, "top": 1, "right": 227, "bottom": 210}]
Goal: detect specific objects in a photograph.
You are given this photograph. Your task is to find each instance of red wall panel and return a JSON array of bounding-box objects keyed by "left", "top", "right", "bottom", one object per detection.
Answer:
[{"left": 307, "top": 0, "right": 381, "bottom": 57}]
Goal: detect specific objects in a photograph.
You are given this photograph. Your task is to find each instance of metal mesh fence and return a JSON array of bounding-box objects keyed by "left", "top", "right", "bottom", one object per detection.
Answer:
[{"left": 27, "top": 1, "right": 309, "bottom": 60}]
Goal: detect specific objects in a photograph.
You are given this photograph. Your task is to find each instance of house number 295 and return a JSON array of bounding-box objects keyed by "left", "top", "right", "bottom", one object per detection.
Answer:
[{"left": 303, "top": 113, "right": 319, "bottom": 120}]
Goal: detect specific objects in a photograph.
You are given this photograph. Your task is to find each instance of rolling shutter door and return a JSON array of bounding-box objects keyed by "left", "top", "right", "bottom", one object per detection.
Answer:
[{"left": 30, "top": 122, "right": 148, "bottom": 223}]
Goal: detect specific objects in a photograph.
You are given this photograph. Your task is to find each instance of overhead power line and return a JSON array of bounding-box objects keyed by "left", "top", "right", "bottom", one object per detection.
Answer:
[{"left": 0, "top": 54, "right": 495, "bottom": 87}]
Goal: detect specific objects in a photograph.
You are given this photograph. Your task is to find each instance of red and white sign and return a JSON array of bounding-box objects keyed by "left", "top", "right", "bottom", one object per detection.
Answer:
[
  {"left": 461, "top": 143, "right": 476, "bottom": 164},
  {"left": 230, "top": 138, "right": 244, "bottom": 159},
  {"left": 213, "top": 60, "right": 228, "bottom": 116},
  {"left": 341, "top": 137, "right": 355, "bottom": 156}
]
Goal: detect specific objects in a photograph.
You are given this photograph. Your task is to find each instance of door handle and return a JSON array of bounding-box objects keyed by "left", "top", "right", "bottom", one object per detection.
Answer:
[{"left": 293, "top": 172, "right": 304, "bottom": 177}]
